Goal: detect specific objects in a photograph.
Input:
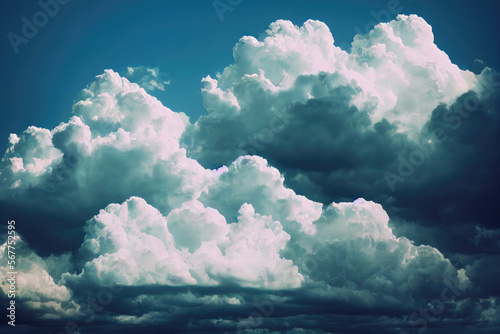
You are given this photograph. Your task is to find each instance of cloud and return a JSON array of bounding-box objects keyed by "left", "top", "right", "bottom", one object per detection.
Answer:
[
  {"left": 0, "top": 124, "right": 469, "bottom": 329},
  {"left": 68, "top": 193, "right": 302, "bottom": 289},
  {"left": 0, "top": 14, "right": 498, "bottom": 333},
  {"left": 188, "top": 15, "right": 476, "bottom": 156},
  {"left": 183, "top": 14, "right": 500, "bottom": 257},
  {"left": 199, "top": 156, "right": 322, "bottom": 237},
  {"left": 124, "top": 65, "right": 170, "bottom": 92},
  {"left": 166, "top": 199, "right": 229, "bottom": 252},
  {"left": 72, "top": 196, "right": 196, "bottom": 286},
  {"left": 65, "top": 182, "right": 465, "bottom": 300},
  {"left": 0, "top": 69, "right": 216, "bottom": 253},
  {"left": 474, "top": 226, "right": 500, "bottom": 251},
  {"left": 0, "top": 235, "right": 79, "bottom": 320},
  {"left": 1, "top": 149, "right": 468, "bottom": 328}
]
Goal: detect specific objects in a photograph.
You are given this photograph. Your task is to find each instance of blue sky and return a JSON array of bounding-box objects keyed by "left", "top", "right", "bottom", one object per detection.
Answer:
[{"left": 1, "top": 0, "right": 499, "bottom": 154}]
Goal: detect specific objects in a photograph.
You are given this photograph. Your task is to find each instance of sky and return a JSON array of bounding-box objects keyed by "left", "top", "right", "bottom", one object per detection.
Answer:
[
  {"left": 1, "top": 0, "right": 499, "bottom": 152},
  {"left": 0, "top": 1, "right": 499, "bottom": 333}
]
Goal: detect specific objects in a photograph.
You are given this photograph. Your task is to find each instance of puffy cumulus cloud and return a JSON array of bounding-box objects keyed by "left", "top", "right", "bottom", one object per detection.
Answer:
[
  {"left": 0, "top": 69, "right": 217, "bottom": 252},
  {"left": 187, "top": 14, "right": 476, "bottom": 162},
  {"left": 349, "top": 14, "right": 476, "bottom": 132},
  {"left": 199, "top": 156, "right": 322, "bottom": 236},
  {"left": 60, "top": 158, "right": 465, "bottom": 301},
  {"left": 124, "top": 65, "right": 170, "bottom": 92},
  {"left": 71, "top": 196, "right": 196, "bottom": 286},
  {"left": 67, "top": 192, "right": 302, "bottom": 289},
  {"left": 167, "top": 199, "right": 229, "bottom": 252},
  {"left": 304, "top": 199, "right": 466, "bottom": 303},
  {"left": 0, "top": 138, "right": 469, "bottom": 330},
  {"left": 0, "top": 235, "right": 79, "bottom": 320},
  {"left": 183, "top": 15, "right": 500, "bottom": 258},
  {"left": 392, "top": 87, "right": 500, "bottom": 251},
  {"left": 1, "top": 128, "right": 63, "bottom": 189},
  {"left": 189, "top": 202, "right": 302, "bottom": 289},
  {"left": 0, "top": 15, "right": 498, "bottom": 333}
]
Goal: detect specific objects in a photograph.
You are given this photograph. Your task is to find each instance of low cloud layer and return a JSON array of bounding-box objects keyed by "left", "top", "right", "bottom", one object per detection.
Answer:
[{"left": 0, "top": 14, "right": 499, "bottom": 334}]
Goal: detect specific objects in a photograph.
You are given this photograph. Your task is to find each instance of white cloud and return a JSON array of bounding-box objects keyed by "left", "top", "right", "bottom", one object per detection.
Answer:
[
  {"left": 72, "top": 196, "right": 196, "bottom": 286},
  {"left": 167, "top": 199, "right": 229, "bottom": 252},
  {"left": 0, "top": 66, "right": 466, "bottom": 298},
  {"left": 124, "top": 65, "right": 170, "bottom": 92},
  {"left": 67, "top": 193, "right": 303, "bottom": 289},
  {"left": 58, "top": 157, "right": 463, "bottom": 297},
  {"left": 186, "top": 15, "right": 479, "bottom": 168},
  {"left": 190, "top": 202, "right": 303, "bottom": 289},
  {"left": 1, "top": 126, "right": 63, "bottom": 189},
  {"left": 0, "top": 236, "right": 79, "bottom": 319},
  {"left": 199, "top": 156, "right": 322, "bottom": 237},
  {"left": 0, "top": 69, "right": 217, "bottom": 219},
  {"left": 0, "top": 15, "right": 490, "bottom": 328}
]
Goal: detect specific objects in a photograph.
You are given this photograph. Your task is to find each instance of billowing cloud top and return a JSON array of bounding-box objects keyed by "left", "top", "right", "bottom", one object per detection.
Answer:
[
  {"left": 0, "top": 14, "right": 498, "bottom": 333},
  {"left": 193, "top": 15, "right": 476, "bottom": 150}
]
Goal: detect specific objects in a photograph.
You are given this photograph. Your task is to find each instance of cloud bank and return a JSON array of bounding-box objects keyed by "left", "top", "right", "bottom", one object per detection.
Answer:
[
  {"left": 0, "top": 14, "right": 498, "bottom": 333},
  {"left": 184, "top": 14, "right": 500, "bottom": 256}
]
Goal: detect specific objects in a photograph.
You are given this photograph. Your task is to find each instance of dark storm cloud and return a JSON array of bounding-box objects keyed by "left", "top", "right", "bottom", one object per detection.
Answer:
[{"left": 0, "top": 283, "right": 479, "bottom": 333}]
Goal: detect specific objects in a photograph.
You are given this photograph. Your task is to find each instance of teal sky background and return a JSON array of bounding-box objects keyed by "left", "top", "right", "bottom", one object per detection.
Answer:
[{"left": 0, "top": 0, "right": 499, "bottom": 154}]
